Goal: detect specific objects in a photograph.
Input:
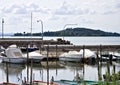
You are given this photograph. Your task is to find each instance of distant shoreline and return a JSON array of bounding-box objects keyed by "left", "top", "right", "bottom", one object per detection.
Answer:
[{"left": 13, "top": 28, "right": 120, "bottom": 36}]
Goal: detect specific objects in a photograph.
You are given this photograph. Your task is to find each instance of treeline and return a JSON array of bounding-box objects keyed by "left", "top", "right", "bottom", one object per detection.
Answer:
[{"left": 14, "top": 28, "right": 120, "bottom": 36}]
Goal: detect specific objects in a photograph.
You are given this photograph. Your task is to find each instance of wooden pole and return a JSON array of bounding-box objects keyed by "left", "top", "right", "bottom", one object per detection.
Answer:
[
  {"left": 56, "top": 45, "right": 58, "bottom": 76},
  {"left": 26, "top": 44, "right": 29, "bottom": 83},
  {"left": 47, "top": 44, "right": 49, "bottom": 85},
  {"left": 99, "top": 44, "right": 102, "bottom": 61},
  {"left": 83, "top": 45, "right": 85, "bottom": 62},
  {"left": 39, "top": 45, "right": 41, "bottom": 54}
]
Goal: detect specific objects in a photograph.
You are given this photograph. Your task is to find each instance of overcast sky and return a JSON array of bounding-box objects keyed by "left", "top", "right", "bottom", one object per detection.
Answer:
[{"left": 0, "top": 0, "right": 120, "bottom": 33}]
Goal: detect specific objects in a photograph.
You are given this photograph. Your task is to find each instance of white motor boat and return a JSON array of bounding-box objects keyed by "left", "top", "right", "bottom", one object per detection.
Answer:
[
  {"left": 24, "top": 51, "right": 45, "bottom": 63},
  {"left": 2, "top": 45, "right": 26, "bottom": 64},
  {"left": 79, "top": 49, "right": 96, "bottom": 58},
  {"left": 59, "top": 51, "right": 83, "bottom": 62},
  {"left": 59, "top": 49, "right": 96, "bottom": 62}
]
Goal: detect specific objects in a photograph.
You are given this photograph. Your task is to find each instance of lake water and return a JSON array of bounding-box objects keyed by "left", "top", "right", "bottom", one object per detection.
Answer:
[
  {"left": 0, "top": 61, "right": 120, "bottom": 84},
  {"left": 45, "top": 36, "right": 120, "bottom": 45},
  {"left": 4, "top": 36, "right": 120, "bottom": 45},
  {"left": 0, "top": 36, "right": 120, "bottom": 84}
]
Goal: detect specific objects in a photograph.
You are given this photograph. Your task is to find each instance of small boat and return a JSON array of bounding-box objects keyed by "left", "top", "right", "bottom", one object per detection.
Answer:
[
  {"left": 59, "top": 51, "right": 82, "bottom": 62},
  {"left": 59, "top": 49, "right": 96, "bottom": 62},
  {"left": 33, "top": 80, "right": 58, "bottom": 85},
  {"left": 54, "top": 79, "right": 99, "bottom": 85},
  {"left": 24, "top": 51, "right": 45, "bottom": 63},
  {"left": 1, "top": 45, "right": 26, "bottom": 64},
  {"left": 0, "top": 82, "right": 18, "bottom": 85}
]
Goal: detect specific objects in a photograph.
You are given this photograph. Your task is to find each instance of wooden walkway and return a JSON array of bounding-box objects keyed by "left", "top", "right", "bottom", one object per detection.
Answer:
[
  {"left": 44, "top": 45, "right": 120, "bottom": 52},
  {"left": 0, "top": 38, "right": 120, "bottom": 52},
  {"left": 0, "top": 38, "right": 71, "bottom": 48}
]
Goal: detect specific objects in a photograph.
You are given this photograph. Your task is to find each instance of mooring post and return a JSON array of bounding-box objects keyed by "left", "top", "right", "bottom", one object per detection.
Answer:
[
  {"left": 27, "top": 44, "right": 29, "bottom": 64},
  {"left": 83, "top": 45, "right": 85, "bottom": 62},
  {"left": 56, "top": 45, "right": 58, "bottom": 75},
  {"left": 47, "top": 44, "right": 49, "bottom": 85},
  {"left": 26, "top": 44, "right": 29, "bottom": 83},
  {"left": 99, "top": 44, "right": 102, "bottom": 61},
  {"left": 39, "top": 45, "right": 41, "bottom": 54},
  {"left": 96, "top": 48, "right": 99, "bottom": 61}
]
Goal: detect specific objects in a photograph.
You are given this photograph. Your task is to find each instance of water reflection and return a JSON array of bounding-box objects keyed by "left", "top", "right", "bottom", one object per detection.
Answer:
[
  {"left": 0, "top": 61, "right": 120, "bottom": 84},
  {"left": 0, "top": 63, "right": 25, "bottom": 83}
]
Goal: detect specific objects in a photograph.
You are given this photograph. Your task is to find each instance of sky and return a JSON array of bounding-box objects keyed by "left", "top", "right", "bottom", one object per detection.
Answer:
[{"left": 0, "top": 0, "right": 120, "bottom": 33}]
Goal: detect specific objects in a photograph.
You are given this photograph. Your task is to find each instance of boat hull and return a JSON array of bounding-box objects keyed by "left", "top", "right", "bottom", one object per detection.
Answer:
[
  {"left": 59, "top": 57, "right": 82, "bottom": 62},
  {"left": 2, "top": 57, "right": 26, "bottom": 64}
]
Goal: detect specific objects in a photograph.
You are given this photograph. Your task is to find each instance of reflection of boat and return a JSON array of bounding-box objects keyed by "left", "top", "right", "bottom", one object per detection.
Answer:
[
  {"left": 0, "top": 63, "right": 25, "bottom": 75},
  {"left": 24, "top": 51, "right": 45, "bottom": 63},
  {"left": 2, "top": 45, "right": 26, "bottom": 64},
  {"left": 0, "top": 63, "right": 24, "bottom": 85},
  {"left": 41, "top": 61, "right": 64, "bottom": 69},
  {"left": 59, "top": 49, "right": 96, "bottom": 62},
  {"left": 59, "top": 61, "right": 83, "bottom": 69}
]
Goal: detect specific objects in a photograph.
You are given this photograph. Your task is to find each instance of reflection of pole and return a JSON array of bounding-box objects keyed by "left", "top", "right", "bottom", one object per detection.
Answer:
[
  {"left": 97, "top": 61, "right": 102, "bottom": 80},
  {"left": 6, "top": 62, "right": 9, "bottom": 83},
  {"left": 63, "top": 24, "right": 77, "bottom": 40},
  {"left": 2, "top": 18, "right": 4, "bottom": 39},
  {"left": 30, "top": 60, "right": 33, "bottom": 85}
]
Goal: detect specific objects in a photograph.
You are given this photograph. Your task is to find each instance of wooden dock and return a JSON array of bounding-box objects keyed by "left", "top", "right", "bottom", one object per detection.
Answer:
[
  {"left": 43, "top": 45, "right": 120, "bottom": 52},
  {"left": 0, "top": 38, "right": 120, "bottom": 55},
  {"left": 0, "top": 38, "right": 71, "bottom": 48}
]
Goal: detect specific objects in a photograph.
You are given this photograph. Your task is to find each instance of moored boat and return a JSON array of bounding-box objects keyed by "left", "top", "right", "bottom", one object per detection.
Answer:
[
  {"left": 1, "top": 45, "right": 26, "bottom": 64},
  {"left": 0, "top": 82, "right": 18, "bottom": 85},
  {"left": 23, "top": 51, "right": 45, "bottom": 63},
  {"left": 59, "top": 51, "right": 82, "bottom": 62},
  {"left": 54, "top": 79, "right": 99, "bottom": 85},
  {"left": 59, "top": 49, "right": 96, "bottom": 62},
  {"left": 33, "top": 80, "right": 58, "bottom": 85}
]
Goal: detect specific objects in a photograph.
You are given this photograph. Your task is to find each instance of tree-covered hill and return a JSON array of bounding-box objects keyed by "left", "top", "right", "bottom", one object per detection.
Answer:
[{"left": 14, "top": 27, "right": 120, "bottom": 36}]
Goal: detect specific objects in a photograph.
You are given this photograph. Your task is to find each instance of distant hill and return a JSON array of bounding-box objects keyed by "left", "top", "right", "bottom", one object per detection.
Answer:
[{"left": 14, "top": 27, "right": 120, "bottom": 36}]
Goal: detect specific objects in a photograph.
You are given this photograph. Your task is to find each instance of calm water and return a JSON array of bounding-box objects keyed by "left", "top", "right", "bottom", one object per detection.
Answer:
[
  {"left": 4, "top": 36, "right": 120, "bottom": 45},
  {"left": 34, "top": 36, "right": 120, "bottom": 45},
  {"left": 0, "top": 61, "right": 120, "bottom": 84},
  {"left": 0, "top": 36, "right": 120, "bottom": 84}
]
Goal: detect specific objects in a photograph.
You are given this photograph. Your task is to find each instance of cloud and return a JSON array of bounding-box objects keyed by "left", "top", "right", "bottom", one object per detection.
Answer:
[
  {"left": 55, "top": 0, "right": 120, "bottom": 15},
  {"left": 2, "top": 4, "right": 28, "bottom": 14},
  {"left": 54, "top": 1, "right": 86, "bottom": 15},
  {"left": 1, "top": 3, "right": 50, "bottom": 15}
]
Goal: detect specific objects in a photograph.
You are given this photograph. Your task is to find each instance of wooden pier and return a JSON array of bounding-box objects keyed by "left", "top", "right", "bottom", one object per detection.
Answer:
[
  {"left": 0, "top": 38, "right": 71, "bottom": 48},
  {"left": 43, "top": 45, "right": 120, "bottom": 52},
  {"left": 0, "top": 38, "right": 120, "bottom": 52}
]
